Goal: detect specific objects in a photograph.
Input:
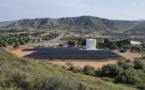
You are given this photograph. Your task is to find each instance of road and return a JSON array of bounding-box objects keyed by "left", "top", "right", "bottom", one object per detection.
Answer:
[{"left": 43, "top": 33, "right": 64, "bottom": 46}]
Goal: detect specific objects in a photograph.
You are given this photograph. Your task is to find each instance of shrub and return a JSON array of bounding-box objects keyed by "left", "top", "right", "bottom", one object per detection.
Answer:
[
  {"left": 130, "top": 45, "right": 143, "bottom": 52},
  {"left": 100, "top": 64, "right": 122, "bottom": 77},
  {"left": 83, "top": 65, "right": 95, "bottom": 75},
  {"left": 134, "top": 60, "right": 145, "bottom": 69},
  {"left": 115, "top": 68, "right": 143, "bottom": 85},
  {"left": 117, "top": 60, "right": 133, "bottom": 69},
  {"left": 69, "top": 66, "right": 82, "bottom": 73}
]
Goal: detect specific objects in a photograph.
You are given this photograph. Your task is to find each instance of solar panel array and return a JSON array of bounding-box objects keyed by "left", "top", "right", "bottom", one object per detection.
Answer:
[{"left": 24, "top": 48, "right": 121, "bottom": 60}]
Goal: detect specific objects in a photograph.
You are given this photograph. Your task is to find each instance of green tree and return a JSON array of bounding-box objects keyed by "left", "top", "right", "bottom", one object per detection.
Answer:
[
  {"left": 13, "top": 43, "right": 19, "bottom": 49},
  {"left": 110, "top": 43, "right": 118, "bottom": 50},
  {"left": 68, "top": 41, "right": 76, "bottom": 47}
]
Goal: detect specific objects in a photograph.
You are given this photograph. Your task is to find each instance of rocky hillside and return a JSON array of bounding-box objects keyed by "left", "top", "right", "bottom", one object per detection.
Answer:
[{"left": 0, "top": 16, "right": 144, "bottom": 32}]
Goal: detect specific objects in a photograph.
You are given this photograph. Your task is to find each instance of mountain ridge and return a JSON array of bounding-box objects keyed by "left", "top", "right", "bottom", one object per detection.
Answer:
[{"left": 0, "top": 16, "right": 144, "bottom": 32}]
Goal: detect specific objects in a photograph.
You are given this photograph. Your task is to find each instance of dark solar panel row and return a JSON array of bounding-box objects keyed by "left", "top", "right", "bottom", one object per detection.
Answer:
[{"left": 24, "top": 48, "right": 121, "bottom": 60}]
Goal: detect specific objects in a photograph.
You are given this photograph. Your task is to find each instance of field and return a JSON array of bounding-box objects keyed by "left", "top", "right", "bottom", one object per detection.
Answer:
[{"left": 8, "top": 48, "right": 142, "bottom": 69}]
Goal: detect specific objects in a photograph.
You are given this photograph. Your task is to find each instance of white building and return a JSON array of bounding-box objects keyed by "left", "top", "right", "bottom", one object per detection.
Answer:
[{"left": 130, "top": 40, "right": 142, "bottom": 45}]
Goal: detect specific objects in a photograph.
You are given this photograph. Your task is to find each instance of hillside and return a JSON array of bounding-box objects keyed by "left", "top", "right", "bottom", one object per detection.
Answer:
[
  {"left": 0, "top": 16, "right": 143, "bottom": 32},
  {"left": 0, "top": 50, "right": 137, "bottom": 90},
  {"left": 0, "top": 21, "right": 15, "bottom": 27}
]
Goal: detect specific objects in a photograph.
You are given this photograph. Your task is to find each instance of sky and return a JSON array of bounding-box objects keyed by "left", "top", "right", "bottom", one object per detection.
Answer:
[{"left": 0, "top": 0, "right": 145, "bottom": 21}]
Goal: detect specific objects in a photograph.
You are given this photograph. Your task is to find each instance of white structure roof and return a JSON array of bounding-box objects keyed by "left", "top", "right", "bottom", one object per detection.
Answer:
[{"left": 131, "top": 40, "right": 142, "bottom": 45}]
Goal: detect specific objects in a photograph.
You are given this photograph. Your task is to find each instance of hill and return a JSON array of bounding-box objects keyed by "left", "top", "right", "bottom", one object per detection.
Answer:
[
  {"left": 0, "top": 50, "right": 136, "bottom": 90},
  {"left": 0, "top": 21, "right": 15, "bottom": 27},
  {"left": 0, "top": 16, "right": 143, "bottom": 32}
]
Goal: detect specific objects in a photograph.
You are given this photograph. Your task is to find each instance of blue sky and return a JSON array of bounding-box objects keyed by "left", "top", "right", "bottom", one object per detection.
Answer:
[{"left": 0, "top": 0, "right": 145, "bottom": 21}]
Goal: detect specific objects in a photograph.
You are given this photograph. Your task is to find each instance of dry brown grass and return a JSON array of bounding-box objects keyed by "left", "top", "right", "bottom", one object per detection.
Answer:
[
  {"left": 8, "top": 49, "right": 35, "bottom": 57},
  {"left": 113, "top": 50, "right": 142, "bottom": 61},
  {"left": 51, "top": 60, "right": 117, "bottom": 69}
]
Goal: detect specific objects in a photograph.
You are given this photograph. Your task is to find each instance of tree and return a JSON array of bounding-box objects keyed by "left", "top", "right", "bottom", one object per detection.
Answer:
[
  {"left": 59, "top": 43, "right": 63, "bottom": 47},
  {"left": 104, "top": 38, "right": 111, "bottom": 47},
  {"left": 13, "top": 43, "right": 19, "bottom": 49},
  {"left": 68, "top": 41, "right": 76, "bottom": 47},
  {"left": 110, "top": 43, "right": 118, "bottom": 50},
  {"left": 19, "top": 40, "right": 25, "bottom": 45}
]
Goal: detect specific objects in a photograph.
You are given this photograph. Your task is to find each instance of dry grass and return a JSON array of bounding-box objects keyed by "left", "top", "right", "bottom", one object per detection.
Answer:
[
  {"left": 8, "top": 49, "right": 35, "bottom": 57},
  {"left": 113, "top": 50, "right": 142, "bottom": 61},
  {"left": 51, "top": 60, "right": 117, "bottom": 69}
]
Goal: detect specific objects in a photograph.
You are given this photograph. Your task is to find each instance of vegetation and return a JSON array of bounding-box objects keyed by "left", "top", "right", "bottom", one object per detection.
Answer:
[
  {"left": 96, "top": 59, "right": 145, "bottom": 89},
  {"left": 0, "top": 50, "right": 136, "bottom": 90},
  {"left": 0, "top": 32, "right": 59, "bottom": 49},
  {"left": 83, "top": 65, "right": 95, "bottom": 75},
  {"left": 1, "top": 16, "right": 144, "bottom": 35},
  {"left": 67, "top": 40, "right": 76, "bottom": 46}
]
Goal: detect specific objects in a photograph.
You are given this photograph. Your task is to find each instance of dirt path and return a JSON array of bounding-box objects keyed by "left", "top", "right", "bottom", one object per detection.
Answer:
[{"left": 8, "top": 49, "right": 35, "bottom": 57}]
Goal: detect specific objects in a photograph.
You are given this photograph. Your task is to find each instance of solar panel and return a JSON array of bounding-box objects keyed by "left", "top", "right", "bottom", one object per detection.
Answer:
[{"left": 24, "top": 48, "right": 121, "bottom": 60}]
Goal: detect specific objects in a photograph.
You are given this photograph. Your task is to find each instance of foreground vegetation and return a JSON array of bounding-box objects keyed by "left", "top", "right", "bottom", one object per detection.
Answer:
[
  {"left": 97, "top": 59, "right": 145, "bottom": 90},
  {"left": 0, "top": 50, "right": 136, "bottom": 90},
  {"left": 68, "top": 58, "right": 145, "bottom": 90}
]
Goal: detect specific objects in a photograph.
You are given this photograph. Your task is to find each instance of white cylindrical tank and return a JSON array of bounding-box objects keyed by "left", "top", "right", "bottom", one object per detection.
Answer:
[{"left": 86, "top": 39, "right": 96, "bottom": 50}]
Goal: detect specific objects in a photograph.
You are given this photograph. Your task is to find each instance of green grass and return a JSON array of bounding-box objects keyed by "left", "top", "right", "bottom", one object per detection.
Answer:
[{"left": 0, "top": 50, "right": 137, "bottom": 90}]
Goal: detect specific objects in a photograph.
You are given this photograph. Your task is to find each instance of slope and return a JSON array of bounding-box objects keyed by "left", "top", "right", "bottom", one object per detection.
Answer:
[{"left": 0, "top": 50, "right": 137, "bottom": 90}]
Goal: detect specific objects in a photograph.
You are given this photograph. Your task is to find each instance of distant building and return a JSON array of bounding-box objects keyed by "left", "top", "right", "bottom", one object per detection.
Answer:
[{"left": 130, "top": 40, "right": 142, "bottom": 45}]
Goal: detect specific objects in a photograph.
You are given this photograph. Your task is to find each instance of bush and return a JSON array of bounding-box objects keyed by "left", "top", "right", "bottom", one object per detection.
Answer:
[
  {"left": 115, "top": 68, "right": 143, "bottom": 85},
  {"left": 130, "top": 45, "right": 143, "bottom": 52},
  {"left": 117, "top": 60, "right": 133, "bottom": 69},
  {"left": 134, "top": 60, "right": 145, "bottom": 69},
  {"left": 83, "top": 65, "right": 95, "bottom": 75},
  {"left": 100, "top": 64, "right": 122, "bottom": 77},
  {"left": 69, "top": 66, "right": 82, "bottom": 73}
]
